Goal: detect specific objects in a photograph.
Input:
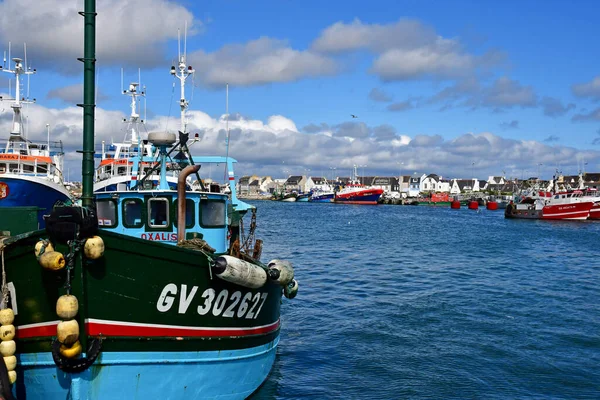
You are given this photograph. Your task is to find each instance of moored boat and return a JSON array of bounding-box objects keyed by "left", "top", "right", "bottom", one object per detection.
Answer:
[
  {"left": 0, "top": 54, "right": 71, "bottom": 230},
  {"left": 296, "top": 193, "right": 310, "bottom": 202},
  {"left": 279, "top": 192, "right": 297, "bottom": 202},
  {"left": 94, "top": 77, "right": 183, "bottom": 193},
  {"left": 334, "top": 165, "right": 383, "bottom": 205},
  {"left": 0, "top": 5, "right": 298, "bottom": 399},
  {"left": 505, "top": 190, "right": 593, "bottom": 220},
  {"left": 310, "top": 190, "right": 334, "bottom": 202}
]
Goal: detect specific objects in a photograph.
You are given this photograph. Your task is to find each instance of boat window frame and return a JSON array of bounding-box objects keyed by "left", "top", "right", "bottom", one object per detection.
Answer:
[
  {"left": 144, "top": 195, "right": 174, "bottom": 232},
  {"left": 199, "top": 198, "right": 227, "bottom": 229},
  {"left": 121, "top": 198, "right": 145, "bottom": 228},
  {"left": 174, "top": 198, "right": 196, "bottom": 229},
  {"left": 96, "top": 199, "right": 118, "bottom": 228}
]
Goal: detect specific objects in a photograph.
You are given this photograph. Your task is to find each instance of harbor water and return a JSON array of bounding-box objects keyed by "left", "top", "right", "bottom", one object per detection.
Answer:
[{"left": 250, "top": 201, "right": 600, "bottom": 399}]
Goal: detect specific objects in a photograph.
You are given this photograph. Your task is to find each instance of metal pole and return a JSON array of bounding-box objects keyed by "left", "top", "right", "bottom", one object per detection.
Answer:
[{"left": 80, "top": 0, "right": 96, "bottom": 207}]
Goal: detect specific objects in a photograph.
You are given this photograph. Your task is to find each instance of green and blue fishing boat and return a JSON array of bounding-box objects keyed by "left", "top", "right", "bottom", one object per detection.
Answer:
[{"left": 0, "top": 2, "right": 298, "bottom": 399}]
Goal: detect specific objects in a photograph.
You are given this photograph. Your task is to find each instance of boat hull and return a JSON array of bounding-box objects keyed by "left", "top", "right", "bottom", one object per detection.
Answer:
[
  {"left": 505, "top": 203, "right": 543, "bottom": 219},
  {"left": 334, "top": 190, "right": 382, "bottom": 205},
  {"left": 588, "top": 204, "right": 600, "bottom": 220},
  {"left": 0, "top": 176, "right": 71, "bottom": 228},
  {"left": 3, "top": 229, "right": 282, "bottom": 399},
  {"left": 16, "top": 338, "right": 278, "bottom": 400},
  {"left": 417, "top": 201, "right": 452, "bottom": 206},
  {"left": 310, "top": 193, "right": 334, "bottom": 203},
  {"left": 541, "top": 202, "right": 593, "bottom": 220},
  {"left": 505, "top": 202, "right": 593, "bottom": 220}
]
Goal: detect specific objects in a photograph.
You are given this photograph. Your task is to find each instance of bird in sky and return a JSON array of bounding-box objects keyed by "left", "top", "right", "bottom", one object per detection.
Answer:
[{"left": 351, "top": 114, "right": 358, "bottom": 118}]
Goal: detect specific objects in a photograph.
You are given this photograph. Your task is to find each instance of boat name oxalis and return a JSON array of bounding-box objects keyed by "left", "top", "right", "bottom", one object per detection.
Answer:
[
  {"left": 141, "top": 232, "right": 178, "bottom": 241},
  {"left": 157, "top": 284, "right": 268, "bottom": 319}
]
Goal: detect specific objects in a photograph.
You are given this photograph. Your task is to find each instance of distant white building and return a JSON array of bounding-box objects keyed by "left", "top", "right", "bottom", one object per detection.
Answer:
[
  {"left": 449, "top": 178, "right": 481, "bottom": 194},
  {"left": 408, "top": 175, "right": 423, "bottom": 197},
  {"left": 420, "top": 174, "right": 450, "bottom": 193}
]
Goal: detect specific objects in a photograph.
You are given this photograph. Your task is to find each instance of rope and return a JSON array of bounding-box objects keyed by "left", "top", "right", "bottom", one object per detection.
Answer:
[
  {"left": 64, "top": 239, "right": 82, "bottom": 295},
  {"left": 0, "top": 237, "right": 8, "bottom": 309},
  {"left": 176, "top": 239, "right": 215, "bottom": 279},
  {"left": 176, "top": 238, "right": 216, "bottom": 253}
]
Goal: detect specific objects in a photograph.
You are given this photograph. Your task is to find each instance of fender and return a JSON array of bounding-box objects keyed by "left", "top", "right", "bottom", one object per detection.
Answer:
[{"left": 51, "top": 338, "right": 103, "bottom": 373}]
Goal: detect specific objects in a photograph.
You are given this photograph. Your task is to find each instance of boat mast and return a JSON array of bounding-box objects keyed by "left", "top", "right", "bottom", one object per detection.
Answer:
[
  {"left": 0, "top": 51, "right": 36, "bottom": 149},
  {"left": 171, "top": 27, "right": 195, "bottom": 135},
  {"left": 80, "top": 0, "right": 96, "bottom": 207},
  {"left": 122, "top": 74, "right": 145, "bottom": 145}
]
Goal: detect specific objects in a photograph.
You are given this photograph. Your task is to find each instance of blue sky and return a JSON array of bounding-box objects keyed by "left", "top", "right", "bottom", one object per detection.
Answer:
[{"left": 1, "top": 0, "right": 599, "bottom": 181}]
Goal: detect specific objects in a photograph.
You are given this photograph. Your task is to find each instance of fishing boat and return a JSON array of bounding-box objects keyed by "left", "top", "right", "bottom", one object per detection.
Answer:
[
  {"left": 583, "top": 188, "right": 600, "bottom": 219},
  {"left": 0, "top": 52, "right": 71, "bottom": 230},
  {"left": 0, "top": 3, "right": 298, "bottom": 399},
  {"left": 417, "top": 192, "right": 452, "bottom": 206},
  {"left": 296, "top": 193, "right": 310, "bottom": 202},
  {"left": 310, "top": 187, "right": 334, "bottom": 203},
  {"left": 279, "top": 192, "right": 297, "bottom": 202},
  {"left": 334, "top": 165, "right": 383, "bottom": 205},
  {"left": 94, "top": 76, "right": 181, "bottom": 193},
  {"left": 505, "top": 190, "right": 593, "bottom": 220}
]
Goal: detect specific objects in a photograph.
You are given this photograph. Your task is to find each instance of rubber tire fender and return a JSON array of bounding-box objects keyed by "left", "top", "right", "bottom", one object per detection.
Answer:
[{"left": 51, "top": 338, "right": 102, "bottom": 373}]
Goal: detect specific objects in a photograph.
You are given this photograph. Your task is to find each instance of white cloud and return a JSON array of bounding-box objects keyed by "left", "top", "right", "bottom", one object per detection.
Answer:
[
  {"left": 312, "top": 18, "right": 503, "bottom": 81},
  {"left": 0, "top": 0, "right": 196, "bottom": 73},
  {"left": 189, "top": 37, "right": 337, "bottom": 87},
  {"left": 2, "top": 99, "right": 597, "bottom": 181}
]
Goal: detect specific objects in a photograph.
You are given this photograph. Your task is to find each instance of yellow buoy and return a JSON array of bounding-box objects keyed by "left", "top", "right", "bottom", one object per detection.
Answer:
[
  {"left": 0, "top": 340, "right": 15, "bottom": 357},
  {"left": 0, "top": 309, "right": 14, "bottom": 325},
  {"left": 59, "top": 340, "right": 82, "bottom": 359},
  {"left": 39, "top": 251, "right": 66, "bottom": 271},
  {"left": 56, "top": 295, "right": 79, "bottom": 320},
  {"left": 57, "top": 320, "right": 79, "bottom": 346},
  {"left": 8, "top": 370, "right": 16, "bottom": 384},
  {"left": 34, "top": 240, "right": 54, "bottom": 259},
  {"left": 3, "top": 355, "right": 16, "bottom": 371},
  {"left": 84, "top": 236, "right": 105, "bottom": 260},
  {"left": 0, "top": 324, "right": 15, "bottom": 341}
]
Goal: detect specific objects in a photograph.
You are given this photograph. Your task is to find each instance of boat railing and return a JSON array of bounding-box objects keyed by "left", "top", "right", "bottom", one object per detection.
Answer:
[{"left": 0, "top": 138, "right": 65, "bottom": 156}]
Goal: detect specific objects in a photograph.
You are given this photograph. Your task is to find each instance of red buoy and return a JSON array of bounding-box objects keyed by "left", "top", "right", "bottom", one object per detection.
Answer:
[
  {"left": 486, "top": 201, "right": 498, "bottom": 210},
  {"left": 451, "top": 200, "right": 461, "bottom": 209},
  {"left": 468, "top": 201, "right": 479, "bottom": 210}
]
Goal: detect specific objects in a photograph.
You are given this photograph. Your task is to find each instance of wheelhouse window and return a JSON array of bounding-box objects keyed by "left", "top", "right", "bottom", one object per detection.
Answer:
[
  {"left": 175, "top": 199, "right": 195, "bottom": 228},
  {"left": 148, "top": 198, "right": 170, "bottom": 227},
  {"left": 123, "top": 199, "right": 143, "bottom": 228},
  {"left": 200, "top": 199, "right": 226, "bottom": 228},
  {"left": 97, "top": 200, "right": 117, "bottom": 227}
]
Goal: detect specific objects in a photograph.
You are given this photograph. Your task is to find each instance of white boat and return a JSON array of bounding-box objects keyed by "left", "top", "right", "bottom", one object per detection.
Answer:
[
  {"left": 94, "top": 79, "right": 181, "bottom": 192},
  {"left": 0, "top": 53, "right": 71, "bottom": 229}
]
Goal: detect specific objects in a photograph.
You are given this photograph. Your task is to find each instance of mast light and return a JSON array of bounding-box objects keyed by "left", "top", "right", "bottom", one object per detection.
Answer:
[{"left": 170, "top": 66, "right": 176, "bottom": 75}]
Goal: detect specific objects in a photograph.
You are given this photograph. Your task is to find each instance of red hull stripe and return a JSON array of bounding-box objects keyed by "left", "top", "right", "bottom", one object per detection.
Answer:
[
  {"left": 16, "top": 320, "right": 60, "bottom": 339},
  {"left": 17, "top": 319, "right": 280, "bottom": 339}
]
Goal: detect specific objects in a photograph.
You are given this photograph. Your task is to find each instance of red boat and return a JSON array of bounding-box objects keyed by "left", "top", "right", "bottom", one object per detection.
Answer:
[
  {"left": 334, "top": 184, "right": 384, "bottom": 204},
  {"left": 505, "top": 190, "right": 594, "bottom": 220},
  {"left": 334, "top": 165, "right": 383, "bottom": 205},
  {"left": 581, "top": 188, "right": 600, "bottom": 220}
]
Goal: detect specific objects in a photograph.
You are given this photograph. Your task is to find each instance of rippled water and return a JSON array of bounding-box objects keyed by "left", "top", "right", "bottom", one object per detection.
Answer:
[{"left": 249, "top": 202, "right": 600, "bottom": 399}]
